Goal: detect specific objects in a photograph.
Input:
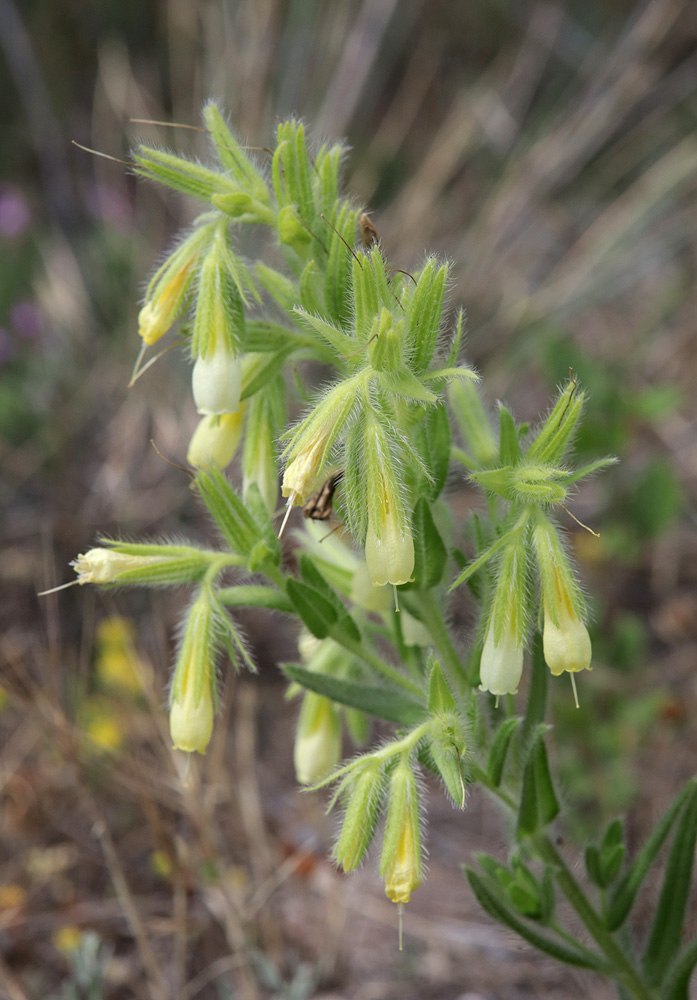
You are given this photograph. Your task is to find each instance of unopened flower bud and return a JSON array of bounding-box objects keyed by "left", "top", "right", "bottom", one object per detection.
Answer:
[
  {"left": 169, "top": 672, "right": 214, "bottom": 754},
  {"left": 187, "top": 409, "right": 245, "bottom": 469},
  {"left": 479, "top": 619, "right": 524, "bottom": 696},
  {"left": 380, "top": 759, "right": 422, "bottom": 904},
  {"left": 542, "top": 587, "right": 592, "bottom": 676},
  {"left": 365, "top": 506, "right": 414, "bottom": 587},
  {"left": 293, "top": 692, "right": 341, "bottom": 785},
  {"left": 169, "top": 590, "right": 217, "bottom": 755},
  {"left": 192, "top": 339, "right": 242, "bottom": 415},
  {"left": 281, "top": 421, "right": 332, "bottom": 505}
]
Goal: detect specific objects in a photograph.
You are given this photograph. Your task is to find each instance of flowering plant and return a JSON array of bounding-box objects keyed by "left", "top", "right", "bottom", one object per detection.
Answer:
[{"left": 71, "top": 103, "right": 697, "bottom": 998}]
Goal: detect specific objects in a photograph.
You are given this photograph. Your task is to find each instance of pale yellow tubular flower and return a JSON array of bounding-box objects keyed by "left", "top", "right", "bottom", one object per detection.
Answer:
[
  {"left": 138, "top": 259, "right": 194, "bottom": 345},
  {"left": 73, "top": 549, "right": 159, "bottom": 585},
  {"left": 187, "top": 409, "right": 245, "bottom": 469},
  {"left": 192, "top": 337, "right": 242, "bottom": 415},
  {"left": 293, "top": 692, "right": 341, "bottom": 786},
  {"left": 281, "top": 422, "right": 333, "bottom": 505},
  {"left": 479, "top": 618, "right": 524, "bottom": 696},
  {"left": 169, "top": 672, "right": 214, "bottom": 754},
  {"left": 543, "top": 571, "right": 592, "bottom": 676},
  {"left": 365, "top": 505, "right": 415, "bottom": 587},
  {"left": 383, "top": 811, "right": 423, "bottom": 904}
]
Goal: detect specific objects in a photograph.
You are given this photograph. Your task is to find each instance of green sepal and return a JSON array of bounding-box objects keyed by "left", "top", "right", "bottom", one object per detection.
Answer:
[
  {"left": 527, "top": 380, "right": 584, "bottom": 465},
  {"left": 487, "top": 716, "right": 521, "bottom": 787},
  {"left": 642, "top": 781, "right": 697, "bottom": 986},
  {"left": 421, "top": 365, "right": 478, "bottom": 384},
  {"left": 379, "top": 368, "right": 438, "bottom": 405},
  {"left": 606, "top": 779, "right": 697, "bottom": 931},
  {"left": 203, "top": 101, "right": 269, "bottom": 202},
  {"left": 133, "top": 145, "right": 233, "bottom": 202},
  {"left": 323, "top": 202, "right": 355, "bottom": 324},
  {"left": 407, "top": 258, "right": 448, "bottom": 373},
  {"left": 278, "top": 204, "right": 313, "bottom": 252},
  {"left": 292, "top": 307, "right": 356, "bottom": 358},
  {"left": 332, "top": 759, "right": 385, "bottom": 871},
  {"left": 195, "top": 468, "right": 259, "bottom": 556},
  {"left": 299, "top": 260, "right": 324, "bottom": 315},
  {"left": 561, "top": 455, "right": 619, "bottom": 485},
  {"left": 585, "top": 845, "right": 604, "bottom": 887},
  {"left": 499, "top": 404, "right": 522, "bottom": 465},
  {"left": 217, "top": 586, "right": 293, "bottom": 613},
  {"left": 282, "top": 664, "right": 426, "bottom": 726},
  {"left": 465, "top": 867, "right": 604, "bottom": 971},
  {"left": 427, "top": 661, "right": 458, "bottom": 715},
  {"left": 426, "top": 714, "right": 467, "bottom": 808},
  {"left": 469, "top": 466, "right": 515, "bottom": 500},
  {"left": 243, "top": 482, "right": 281, "bottom": 568},
  {"left": 445, "top": 308, "right": 465, "bottom": 368},
  {"left": 517, "top": 730, "right": 560, "bottom": 836},
  {"left": 408, "top": 497, "right": 447, "bottom": 590}
]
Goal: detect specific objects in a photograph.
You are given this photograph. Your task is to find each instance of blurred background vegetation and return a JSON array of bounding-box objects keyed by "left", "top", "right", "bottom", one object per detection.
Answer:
[{"left": 1, "top": 0, "right": 697, "bottom": 997}]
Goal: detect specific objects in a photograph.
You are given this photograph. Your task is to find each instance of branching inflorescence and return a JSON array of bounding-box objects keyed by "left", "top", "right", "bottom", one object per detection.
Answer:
[{"left": 68, "top": 104, "right": 697, "bottom": 995}]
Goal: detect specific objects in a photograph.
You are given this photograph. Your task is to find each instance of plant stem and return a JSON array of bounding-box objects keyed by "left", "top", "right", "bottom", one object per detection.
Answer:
[
  {"left": 334, "top": 631, "right": 425, "bottom": 700},
  {"left": 535, "top": 836, "right": 657, "bottom": 1000},
  {"left": 416, "top": 590, "right": 468, "bottom": 695}
]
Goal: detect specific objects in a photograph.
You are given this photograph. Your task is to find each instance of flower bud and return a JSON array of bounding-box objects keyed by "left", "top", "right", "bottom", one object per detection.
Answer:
[
  {"left": 365, "top": 506, "right": 415, "bottom": 587},
  {"left": 333, "top": 759, "right": 385, "bottom": 872},
  {"left": 479, "top": 618, "right": 524, "bottom": 696},
  {"left": 380, "top": 759, "right": 422, "bottom": 904},
  {"left": 281, "top": 421, "right": 332, "bottom": 505},
  {"left": 169, "top": 671, "right": 214, "bottom": 754},
  {"left": 542, "top": 588, "right": 592, "bottom": 676},
  {"left": 73, "top": 544, "right": 214, "bottom": 588},
  {"left": 192, "top": 339, "right": 242, "bottom": 415},
  {"left": 138, "top": 258, "right": 195, "bottom": 345},
  {"left": 293, "top": 692, "right": 341, "bottom": 785},
  {"left": 187, "top": 410, "right": 245, "bottom": 469},
  {"left": 169, "top": 590, "right": 217, "bottom": 755}
]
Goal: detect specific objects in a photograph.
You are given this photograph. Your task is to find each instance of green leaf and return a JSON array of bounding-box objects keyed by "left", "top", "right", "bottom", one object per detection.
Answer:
[
  {"left": 245, "top": 320, "right": 300, "bottom": 353},
  {"left": 487, "top": 717, "right": 520, "bottom": 787},
  {"left": 606, "top": 780, "right": 697, "bottom": 931},
  {"left": 517, "top": 731, "right": 560, "bottom": 837},
  {"left": 254, "top": 263, "right": 299, "bottom": 312},
  {"left": 282, "top": 664, "right": 426, "bottom": 726},
  {"left": 585, "top": 845, "right": 604, "bottom": 887},
  {"left": 412, "top": 402, "right": 450, "bottom": 500},
  {"left": 521, "top": 635, "right": 548, "bottom": 745},
  {"left": 241, "top": 349, "right": 292, "bottom": 401},
  {"left": 642, "top": 782, "right": 697, "bottom": 985},
  {"left": 133, "top": 146, "right": 232, "bottom": 201},
  {"left": 427, "top": 661, "right": 458, "bottom": 715},
  {"left": 286, "top": 578, "right": 337, "bottom": 639},
  {"left": 298, "top": 554, "right": 361, "bottom": 643},
  {"left": 217, "top": 586, "right": 293, "bottom": 613},
  {"left": 292, "top": 307, "right": 355, "bottom": 358},
  {"left": 409, "top": 497, "right": 447, "bottom": 589},
  {"left": 662, "top": 939, "right": 697, "bottom": 1000},
  {"left": 203, "top": 101, "right": 269, "bottom": 201},
  {"left": 499, "top": 404, "right": 522, "bottom": 465},
  {"left": 465, "top": 868, "right": 603, "bottom": 971},
  {"left": 561, "top": 455, "right": 618, "bottom": 485}
]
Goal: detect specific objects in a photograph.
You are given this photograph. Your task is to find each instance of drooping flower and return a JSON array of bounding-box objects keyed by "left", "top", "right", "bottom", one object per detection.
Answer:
[
  {"left": 192, "top": 336, "right": 242, "bottom": 415},
  {"left": 542, "top": 573, "right": 592, "bottom": 676},
  {"left": 293, "top": 692, "right": 341, "bottom": 785},
  {"left": 380, "top": 759, "right": 422, "bottom": 904},
  {"left": 479, "top": 617, "right": 525, "bottom": 696},
  {"left": 187, "top": 409, "right": 245, "bottom": 469}
]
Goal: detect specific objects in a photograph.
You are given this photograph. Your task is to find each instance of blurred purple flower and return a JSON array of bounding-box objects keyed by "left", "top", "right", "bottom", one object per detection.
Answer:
[
  {"left": 85, "top": 183, "right": 134, "bottom": 233},
  {"left": 11, "top": 300, "right": 43, "bottom": 341},
  {"left": 0, "top": 187, "right": 30, "bottom": 238}
]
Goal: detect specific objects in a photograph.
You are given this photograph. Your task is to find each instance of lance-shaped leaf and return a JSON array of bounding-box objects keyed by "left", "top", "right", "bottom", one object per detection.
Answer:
[
  {"left": 133, "top": 145, "right": 233, "bottom": 202},
  {"left": 521, "top": 635, "right": 548, "bottom": 745},
  {"left": 642, "top": 781, "right": 697, "bottom": 986},
  {"left": 412, "top": 402, "right": 450, "bottom": 500},
  {"left": 292, "top": 307, "right": 356, "bottom": 358},
  {"left": 282, "top": 664, "right": 426, "bottom": 726},
  {"left": 203, "top": 101, "right": 269, "bottom": 202},
  {"left": 298, "top": 554, "right": 361, "bottom": 642},
  {"left": 606, "top": 779, "right": 697, "bottom": 931},
  {"left": 662, "top": 938, "right": 697, "bottom": 1000},
  {"left": 517, "top": 731, "right": 560, "bottom": 836},
  {"left": 487, "top": 716, "right": 521, "bottom": 787},
  {"left": 408, "top": 497, "right": 447, "bottom": 590},
  {"left": 286, "top": 578, "right": 338, "bottom": 639},
  {"left": 465, "top": 867, "right": 604, "bottom": 971},
  {"left": 241, "top": 349, "right": 292, "bottom": 400}
]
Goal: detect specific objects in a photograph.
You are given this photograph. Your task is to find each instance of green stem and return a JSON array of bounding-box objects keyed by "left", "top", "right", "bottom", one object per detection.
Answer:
[
  {"left": 535, "top": 836, "right": 657, "bottom": 1000},
  {"left": 416, "top": 590, "right": 468, "bottom": 695},
  {"left": 334, "top": 631, "right": 424, "bottom": 701}
]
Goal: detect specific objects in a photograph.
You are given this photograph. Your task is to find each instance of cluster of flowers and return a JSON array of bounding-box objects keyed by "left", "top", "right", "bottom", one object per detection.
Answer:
[{"left": 71, "top": 104, "right": 613, "bottom": 907}]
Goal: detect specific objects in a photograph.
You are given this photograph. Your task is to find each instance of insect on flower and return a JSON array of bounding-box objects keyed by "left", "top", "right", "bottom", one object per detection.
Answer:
[{"left": 302, "top": 470, "right": 344, "bottom": 522}]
